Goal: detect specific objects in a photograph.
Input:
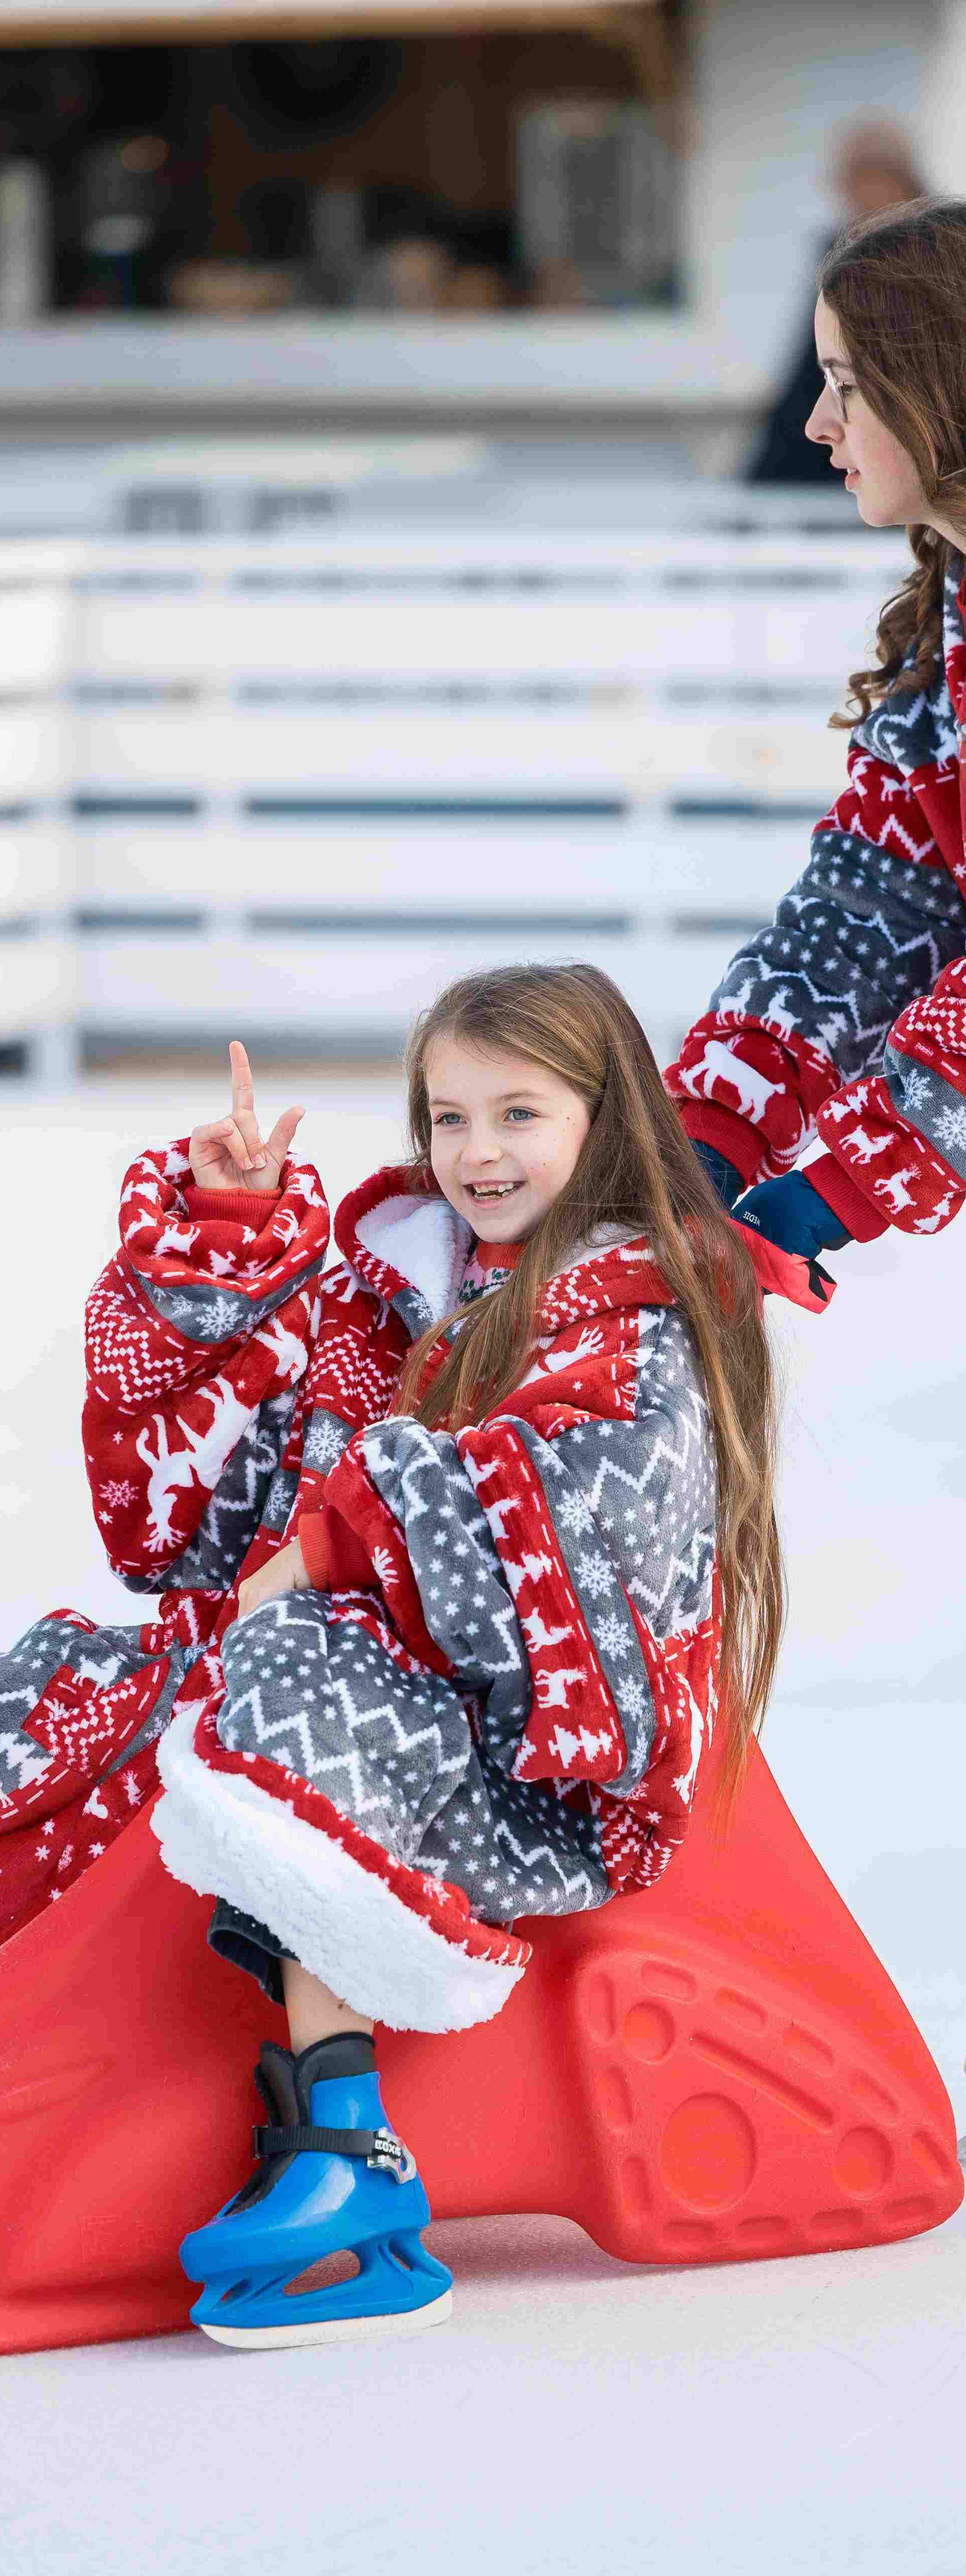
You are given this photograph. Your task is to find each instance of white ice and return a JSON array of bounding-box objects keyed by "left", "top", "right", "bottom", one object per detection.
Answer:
[{"left": 2, "top": 1071, "right": 964, "bottom": 2576}]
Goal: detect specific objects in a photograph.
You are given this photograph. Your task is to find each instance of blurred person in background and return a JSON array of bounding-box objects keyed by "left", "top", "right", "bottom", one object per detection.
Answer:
[
  {"left": 669, "top": 197, "right": 966, "bottom": 1281},
  {"left": 746, "top": 119, "right": 926, "bottom": 485}
]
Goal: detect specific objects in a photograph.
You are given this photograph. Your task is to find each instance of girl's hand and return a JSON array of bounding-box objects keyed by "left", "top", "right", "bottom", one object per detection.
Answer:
[
  {"left": 188, "top": 1039, "right": 305, "bottom": 1194},
  {"left": 235, "top": 1536, "right": 308, "bottom": 1624}
]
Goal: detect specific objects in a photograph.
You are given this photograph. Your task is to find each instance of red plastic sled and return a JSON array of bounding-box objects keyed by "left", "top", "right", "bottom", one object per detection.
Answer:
[{"left": 0, "top": 1731, "right": 961, "bottom": 2355}]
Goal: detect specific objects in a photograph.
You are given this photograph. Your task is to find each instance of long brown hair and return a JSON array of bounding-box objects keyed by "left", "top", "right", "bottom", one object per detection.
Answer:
[
  {"left": 392, "top": 962, "right": 784, "bottom": 1792},
  {"left": 818, "top": 197, "right": 966, "bottom": 726}
]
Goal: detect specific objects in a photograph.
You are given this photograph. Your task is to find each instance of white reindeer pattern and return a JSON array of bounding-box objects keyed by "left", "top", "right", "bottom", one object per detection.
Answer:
[
  {"left": 760, "top": 987, "right": 799, "bottom": 1045},
  {"left": 534, "top": 1664, "right": 586, "bottom": 1711},
  {"left": 135, "top": 1377, "right": 255, "bottom": 1554},
  {"left": 501, "top": 1549, "right": 554, "bottom": 1600},
  {"left": 154, "top": 1222, "right": 201, "bottom": 1261},
  {"left": 717, "top": 975, "right": 756, "bottom": 1022},
  {"left": 876, "top": 1167, "right": 916, "bottom": 1215},
  {"left": 686, "top": 1039, "right": 783, "bottom": 1125},
  {"left": 253, "top": 1311, "right": 310, "bottom": 1386},
  {"left": 520, "top": 1606, "right": 574, "bottom": 1653},
  {"left": 289, "top": 1170, "right": 326, "bottom": 1211},
  {"left": 73, "top": 1650, "right": 124, "bottom": 1688},
  {"left": 518, "top": 1325, "right": 605, "bottom": 1389},
  {"left": 844, "top": 1124, "right": 891, "bottom": 1165}
]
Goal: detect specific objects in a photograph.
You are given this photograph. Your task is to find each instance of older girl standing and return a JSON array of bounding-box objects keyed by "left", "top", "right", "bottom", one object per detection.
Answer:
[{"left": 669, "top": 197, "right": 966, "bottom": 1260}]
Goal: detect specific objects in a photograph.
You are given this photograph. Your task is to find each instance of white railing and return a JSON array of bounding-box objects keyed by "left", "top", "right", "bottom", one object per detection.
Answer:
[
  {"left": 0, "top": 546, "right": 78, "bottom": 1084},
  {"left": 0, "top": 498, "right": 908, "bottom": 1081}
]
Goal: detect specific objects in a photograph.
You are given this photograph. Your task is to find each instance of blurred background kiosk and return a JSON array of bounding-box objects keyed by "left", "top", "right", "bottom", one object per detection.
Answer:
[{"left": 0, "top": 0, "right": 959, "bottom": 1084}]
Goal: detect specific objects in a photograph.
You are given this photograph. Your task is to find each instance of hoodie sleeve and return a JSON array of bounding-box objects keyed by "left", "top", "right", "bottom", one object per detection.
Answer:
[
  {"left": 807, "top": 951, "right": 966, "bottom": 1236},
  {"left": 321, "top": 1307, "right": 719, "bottom": 1847},
  {"left": 666, "top": 731, "right": 966, "bottom": 1194},
  {"left": 83, "top": 1140, "right": 330, "bottom": 1591}
]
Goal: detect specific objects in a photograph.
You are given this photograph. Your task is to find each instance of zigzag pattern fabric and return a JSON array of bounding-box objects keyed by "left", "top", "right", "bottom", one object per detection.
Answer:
[
  {"left": 668, "top": 554, "right": 966, "bottom": 1235},
  {"left": 215, "top": 1588, "right": 609, "bottom": 1930},
  {"left": 0, "top": 1141, "right": 720, "bottom": 2031}
]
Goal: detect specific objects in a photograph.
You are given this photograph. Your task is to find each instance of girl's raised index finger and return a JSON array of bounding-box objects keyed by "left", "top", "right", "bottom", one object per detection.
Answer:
[{"left": 229, "top": 1037, "right": 255, "bottom": 1111}]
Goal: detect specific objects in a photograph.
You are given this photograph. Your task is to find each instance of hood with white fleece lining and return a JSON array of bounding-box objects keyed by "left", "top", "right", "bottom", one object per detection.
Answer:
[
  {"left": 331, "top": 1161, "right": 666, "bottom": 1343},
  {"left": 331, "top": 1160, "right": 836, "bottom": 1342}
]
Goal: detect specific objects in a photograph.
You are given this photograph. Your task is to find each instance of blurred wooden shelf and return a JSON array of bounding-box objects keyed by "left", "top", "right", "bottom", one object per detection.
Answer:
[{"left": 0, "top": 0, "right": 670, "bottom": 62}]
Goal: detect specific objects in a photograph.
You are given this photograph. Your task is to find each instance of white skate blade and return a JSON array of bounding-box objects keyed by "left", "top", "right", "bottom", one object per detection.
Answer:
[{"left": 198, "top": 2286, "right": 452, "bottom": 2352}]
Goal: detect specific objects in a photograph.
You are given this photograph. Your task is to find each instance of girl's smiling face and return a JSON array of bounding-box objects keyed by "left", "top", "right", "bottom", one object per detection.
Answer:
[{"left": 425, "top": 1035, "right": 592, "bottom": 1242}]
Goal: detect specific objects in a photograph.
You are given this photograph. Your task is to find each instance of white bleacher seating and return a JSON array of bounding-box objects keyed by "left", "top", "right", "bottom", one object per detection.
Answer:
[{"left": 0, "top": 494, "right": 909, "bottom": 1078}]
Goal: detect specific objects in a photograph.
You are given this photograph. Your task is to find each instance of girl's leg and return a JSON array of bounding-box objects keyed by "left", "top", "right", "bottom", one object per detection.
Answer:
[
  {"left": 179, "top": 2010, "right": 451, "bottom": 2349},
  {"left": 281, "top": 1959, "right": 373, "bottom": 2051},
  {"left": 160, "top": 1597, "right": 535, "bottom": 2349}
]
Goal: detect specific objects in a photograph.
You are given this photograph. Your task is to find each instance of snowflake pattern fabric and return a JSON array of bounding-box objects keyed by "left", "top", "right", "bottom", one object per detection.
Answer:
[
  {"left": 668, "top": 555, "right": 966, "bottom": 1236},
  {"left": 208, "top": 1589, "right": 608, "bottom": 1980},
  {"left": 0, "top": 1605, "right": 184, "bottom": 1946}
]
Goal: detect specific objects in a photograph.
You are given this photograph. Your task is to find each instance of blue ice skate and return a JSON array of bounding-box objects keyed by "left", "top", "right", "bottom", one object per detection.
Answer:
[{"left": 180, "top": 2033, "right": 452, "bottom": 2350}]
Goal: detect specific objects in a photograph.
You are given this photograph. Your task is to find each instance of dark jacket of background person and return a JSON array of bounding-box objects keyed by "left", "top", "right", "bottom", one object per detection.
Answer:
[
  {"left": 746, "top": 241, "right": 835, "bottom": 484},
  {"left": 745, "top": 122, "right": 925, "bottom": 485}
]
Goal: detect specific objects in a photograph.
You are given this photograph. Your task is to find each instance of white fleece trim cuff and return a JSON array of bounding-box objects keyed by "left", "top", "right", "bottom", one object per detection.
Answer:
[{"left": 152, "top": 1707, "right": 524, "bottom": 2034}]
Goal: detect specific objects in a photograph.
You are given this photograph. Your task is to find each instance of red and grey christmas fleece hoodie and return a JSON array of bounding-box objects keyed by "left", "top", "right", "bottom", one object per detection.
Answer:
[{"left": 0, "top": 1136, "right": 821, "bottom": 2031}]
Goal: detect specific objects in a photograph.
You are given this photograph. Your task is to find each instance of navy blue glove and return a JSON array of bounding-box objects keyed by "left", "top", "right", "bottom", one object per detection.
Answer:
[
  {"left": 733, "top": 1170, "right": 852, "bottom": 1260},
  {"left": 691, "top": 1141, "right": 745, "bottom": 1210}
]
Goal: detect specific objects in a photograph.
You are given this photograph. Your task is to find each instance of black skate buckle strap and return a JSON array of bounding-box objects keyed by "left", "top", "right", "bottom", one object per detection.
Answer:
[{"left": 253, "top": 2121, "right": 417, "bottom": 2181}]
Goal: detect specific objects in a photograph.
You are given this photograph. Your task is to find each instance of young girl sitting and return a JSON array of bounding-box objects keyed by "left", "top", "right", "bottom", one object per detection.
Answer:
[{"left": 0, "top": 962, "right": 798, "bottom": 2351}]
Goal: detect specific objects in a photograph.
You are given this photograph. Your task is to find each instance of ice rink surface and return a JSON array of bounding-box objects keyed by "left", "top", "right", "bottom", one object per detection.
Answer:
[{"left": 2, "top": 1069, "right": 964, "bottom": 2576}]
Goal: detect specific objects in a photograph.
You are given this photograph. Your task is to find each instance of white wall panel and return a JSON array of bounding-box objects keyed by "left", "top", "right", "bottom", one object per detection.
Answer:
[
  {"left": 74, "top": 588, "right": 216, "bottom": 683},
  {"left": 78, "top": 817, "right": 640, "bottom": 911},
  {"left": 0, "top": 934, "right": 77, "bottom": 1043},
  {"left": 78, "top": 924, "right": 725, "bottom": 1036},
  {"left": 0, "top": 711, "right": 66, "bottom": 799},
  {"left": 634, "top": 714, "right": 849, "bottom": 803},
  {"left": 0, "top": 508, "right": 909, "bottom": 1074},
  {"left": 0, "top": 584, "right": 72, "bottom": 692},
  {"left": 0, "top": 825, "right": 73, "bottom": 916}
]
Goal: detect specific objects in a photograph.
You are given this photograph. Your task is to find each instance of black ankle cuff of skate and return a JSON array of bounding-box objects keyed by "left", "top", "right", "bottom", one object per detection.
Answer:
[{"left": 293, "top": 2033, "right": 376, "bottom": 2083}]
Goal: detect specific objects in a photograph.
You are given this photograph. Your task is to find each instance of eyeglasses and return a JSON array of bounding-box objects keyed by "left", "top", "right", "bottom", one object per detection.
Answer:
[{"left": 819, "top": 362, "right": 853, "bottom": 422}]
